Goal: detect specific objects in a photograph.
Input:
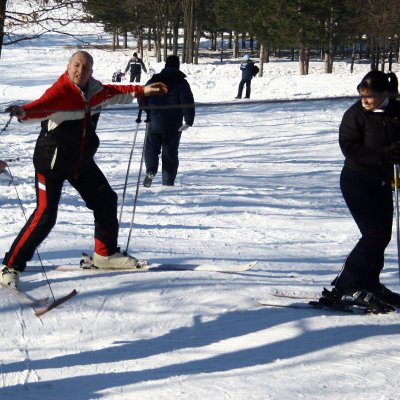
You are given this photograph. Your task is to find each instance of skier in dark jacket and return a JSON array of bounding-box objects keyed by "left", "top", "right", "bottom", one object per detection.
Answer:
[
  {"left": 0, "top": 51, "right": 167, "bottom": 288},
  {"left": 319, "top": 70, "right": 400, "bottom": 313},
  {"left": 124, "top": 52, "right": 147, "bottom": 83},
  {"left": 143, "top": 55, "right": 195, "bottom": 187},
  {"left": 235, "top": 54, "right": 256, "bottom": 99}
]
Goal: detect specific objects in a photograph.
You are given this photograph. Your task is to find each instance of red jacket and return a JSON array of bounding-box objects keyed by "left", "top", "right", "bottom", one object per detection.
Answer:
[{"left": 21, "top": 71, "right": 144, "bottom": 177}]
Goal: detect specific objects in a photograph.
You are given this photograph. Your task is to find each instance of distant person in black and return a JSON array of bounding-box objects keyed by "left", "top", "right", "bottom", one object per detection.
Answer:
[
  {"left": 235, "top": 54, "right": 257, "bottom": 99},
  {"left": 124, "top": 52, "right": 147, "bottom": 83},
  {"left": 143, "top": 55, "right": 195, "bottom": 187}
]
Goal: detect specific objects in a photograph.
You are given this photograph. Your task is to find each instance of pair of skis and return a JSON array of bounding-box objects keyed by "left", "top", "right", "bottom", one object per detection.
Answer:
[{"left": 1, "top": 255, "right": 257, "bottom": 317}]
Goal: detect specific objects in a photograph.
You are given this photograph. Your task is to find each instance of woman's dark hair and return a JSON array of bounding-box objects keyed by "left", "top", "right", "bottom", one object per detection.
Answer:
[{"left": 357, "top": 70, "right": 399, "bottom": 95}]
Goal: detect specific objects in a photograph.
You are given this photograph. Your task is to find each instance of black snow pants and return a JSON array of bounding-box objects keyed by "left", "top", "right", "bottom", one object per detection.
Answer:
[
  {"left": 2, "top": 161, "right": 118, "bottom": 271},
  {"left": 144, "top": 128, "right": 182, "bottom": 185},
  {"left": 333, "top": 166, "right": 393, "bottom": 293}
]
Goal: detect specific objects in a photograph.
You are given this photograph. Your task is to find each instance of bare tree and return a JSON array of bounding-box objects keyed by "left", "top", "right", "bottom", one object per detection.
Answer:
[
  {"left": 1, "top": 0, "right": 86, "bottom": 58},
  {"left": 354, "top": 0, "right": 400, "bottom": 71}
]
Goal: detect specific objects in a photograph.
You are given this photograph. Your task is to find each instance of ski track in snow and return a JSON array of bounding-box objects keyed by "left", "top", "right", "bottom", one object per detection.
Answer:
[{"left": 1, "top": 29, "right": 400, "bottom": 400}]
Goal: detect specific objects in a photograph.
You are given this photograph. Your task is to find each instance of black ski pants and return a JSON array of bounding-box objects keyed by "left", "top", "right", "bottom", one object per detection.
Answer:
[
  {"left": 237, "top": 79, "right": 251, "bottom": 98},
  {"left": 2, "top": 161, "right": 118, "bottom": 272},
  {"left": 144, "top": 128, "right": 182, "bottom": 185},
  {"left": 130, "top": 73, "right": 141, "bottom": 83},
  {"left": 333, "top": 166, "right": 393, "bottom": 293}
]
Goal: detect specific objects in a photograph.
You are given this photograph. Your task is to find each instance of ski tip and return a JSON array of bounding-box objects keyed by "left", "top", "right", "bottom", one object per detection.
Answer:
[
  {"left": 248, "top": 260, "right": 258, "bottom": 269},
  {"left": 34, "top": 289, "right": 78, "bottom": 317}
]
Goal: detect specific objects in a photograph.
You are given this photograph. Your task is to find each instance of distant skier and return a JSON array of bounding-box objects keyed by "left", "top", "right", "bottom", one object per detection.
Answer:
[
  {"left": 235, "top": 54, "right": 258, "bottom": 99},
  {"left": 0, "top": 160, "right": 6, "bottom": 172},
  {"left": 112, "top": 68, "right": 124, "bottom": 82},
  {"left": 143, "top": 55, "right": 195, "bottom": 187},
  {"left": 124, "top": 52, "right": 147, "bottom": 83},
  {"left": 0, "top": 50, "right": 167, "bottom": 289},
  {"left": 316, "top": 70, "right": 400, "bottom": 313}
]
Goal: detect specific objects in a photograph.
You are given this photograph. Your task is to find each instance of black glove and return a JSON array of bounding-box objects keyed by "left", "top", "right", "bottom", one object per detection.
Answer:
[{"left": 5, "top": 105, "right": 25, "bottom": 119}]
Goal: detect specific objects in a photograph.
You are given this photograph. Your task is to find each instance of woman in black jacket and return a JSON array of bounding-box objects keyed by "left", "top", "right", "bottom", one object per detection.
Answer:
[{"left": 322, "top": 70, "right": 400, "bottom": 313}]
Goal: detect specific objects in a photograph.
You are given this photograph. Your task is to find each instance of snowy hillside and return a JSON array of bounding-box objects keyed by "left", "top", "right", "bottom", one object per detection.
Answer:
[{"left": 1, "top": 25, "right": 400, "bottom": 400}]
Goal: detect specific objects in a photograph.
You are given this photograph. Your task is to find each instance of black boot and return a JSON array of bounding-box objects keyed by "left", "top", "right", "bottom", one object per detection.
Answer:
[{"left": 372, "top": 284, "right": 400, "bottom": 307}]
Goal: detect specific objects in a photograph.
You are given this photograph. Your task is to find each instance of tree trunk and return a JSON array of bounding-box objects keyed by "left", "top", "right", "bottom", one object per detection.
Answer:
[
  {"left": 147, "top": 29, "right": 152, "bottom": 52},
  {"left": 220, "top": 31, "right": 224, "bottom": 62},
  {"left": 211, "top": 31, "right": 217, "bottom": 51},
  {"left": 182, "top": 0, "right": 194, "bottom": 63},
  {"left": 299, "top": 44, "right": 309, "bottom": 75},
  {"left": 156, "top": 29, "right": 162, "bottom": 62},
  {"left": 123, "top": 31, "right": 128, "bottom": 49},
  {"left": 259, "top": 43, "right": 266, "bottom": 77},
  {"left": 324, "top": 49, "right": 333, "bottom": 73},
  {"left": 0, "top": 0, "right": 7, "bottom": 58},
  {"left": 380, "top": 48, "right": 386, "bottom": 72},
  {"left": 228, "top": 31, "right": 232, "bottom": 49},
  {"left": 172, "top": 21, "right": 179, "bottom": 55},
  {"left": 232, "top": 31, "right": 239, "bottom": 58},
  {"left": 350, "top": 42, "right": 356, "bottom": 73},
  {"left": 163, "top": 24, "right": 168, "bottom": 61},
  {"left": 388, "top": 50, "right": 393, "bottom": 72},
  {"left": 137, "top": 29, "right": 144, "bottom": 56},
  {"left": 112, "top": 32, "right": 116, "bottom": 51},
  {"left": 194, "top": 28, "right": 201, "bottom": 64}
]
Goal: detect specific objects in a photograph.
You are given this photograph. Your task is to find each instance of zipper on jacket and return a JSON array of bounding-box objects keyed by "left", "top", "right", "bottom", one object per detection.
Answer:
[{"left": 73, "top": 100, "right": 90, "bottom": 179}]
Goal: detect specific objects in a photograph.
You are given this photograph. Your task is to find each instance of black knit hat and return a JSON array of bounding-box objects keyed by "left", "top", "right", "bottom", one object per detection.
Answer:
[{"left": 165, "top": 55, "right": 180, "bottom": 69}]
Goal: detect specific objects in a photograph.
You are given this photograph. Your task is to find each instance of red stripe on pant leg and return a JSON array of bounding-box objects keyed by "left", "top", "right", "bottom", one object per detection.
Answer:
[
  {"left": 7, "top": 173, "right": 48, "bottom": 267},
  {"left": 94, "top": 238, "right": 109, "bottom": 256}
]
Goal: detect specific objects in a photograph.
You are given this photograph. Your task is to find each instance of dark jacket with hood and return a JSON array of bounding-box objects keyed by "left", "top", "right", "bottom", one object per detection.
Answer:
[
  {"left": 240, "top": 60, "right": 255, "bottom": 81},
  {"left": 145, "top": 67, "right": 195, "bottom": 134},
  {"left": 339, "top": 98, "right": 400, "bottom": 181}
]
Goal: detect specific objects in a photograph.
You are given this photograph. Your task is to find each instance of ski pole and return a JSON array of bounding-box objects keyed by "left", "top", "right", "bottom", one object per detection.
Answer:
[
  {"left": 118, "top": 108, "right": 142, "bottom": 225},
  {"left": 125, "top": 112, "right": 151, "bottom": 253},
  {"left": 0, "top": 115, "right": 13, "bottom": 135},
  {"left": 394, "top": 164, "right": 400, "bottom": 282}
]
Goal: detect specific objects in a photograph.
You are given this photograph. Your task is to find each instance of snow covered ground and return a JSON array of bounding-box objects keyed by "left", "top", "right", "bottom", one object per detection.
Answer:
[{"left": 1, "top": 26, "right": 400, "bottom": 400}]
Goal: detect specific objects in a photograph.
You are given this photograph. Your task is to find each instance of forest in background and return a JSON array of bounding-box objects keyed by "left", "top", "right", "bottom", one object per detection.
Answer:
[{"left": 1, "top": 0, "right": 400, "bottom": 75}]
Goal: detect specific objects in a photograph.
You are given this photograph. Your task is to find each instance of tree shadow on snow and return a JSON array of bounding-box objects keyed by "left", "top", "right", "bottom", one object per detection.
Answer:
[{"left": 0, "top": 307, "right": 398, "bottom": 399}]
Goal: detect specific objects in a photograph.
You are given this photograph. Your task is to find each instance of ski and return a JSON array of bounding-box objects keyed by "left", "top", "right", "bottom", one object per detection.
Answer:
[
  {"left": 55, "top": 262, "right": 257, "bottom": 273},
  {"left": 269, "top": 287, "right": 320, "bottom": 300},
  {"left": 34, "top": 289, "right": 78, "bottom": 317},
  {"left": 254, "top": 299, "right": 369, "bottom": 314},
  {"left": 54, "top": 254, "right": 257, "bottom": 273},
  {"left": 0, "top": 282, "right": 49, "bottom": 305},
  {"left": 1, "top": 282, "right": 77, "bottom": 317}
]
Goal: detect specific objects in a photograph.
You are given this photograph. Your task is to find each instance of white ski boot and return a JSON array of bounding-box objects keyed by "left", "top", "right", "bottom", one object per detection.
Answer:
[
  {"left": 92, "top": 251, "right": 147, "bottom": 270},
  {"left": 1, "top": 266, "right": 20, "bottom": 288}
]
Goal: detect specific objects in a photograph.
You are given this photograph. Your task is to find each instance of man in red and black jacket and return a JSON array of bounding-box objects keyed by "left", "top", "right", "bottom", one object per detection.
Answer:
[{"left": 1, "top": 51, "right": 167, "bottom": 288}]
